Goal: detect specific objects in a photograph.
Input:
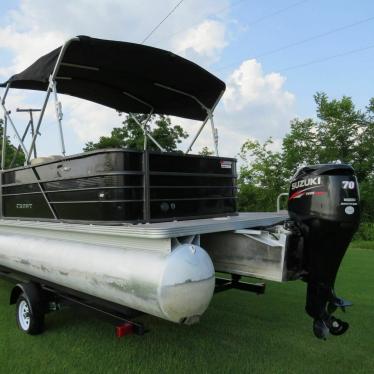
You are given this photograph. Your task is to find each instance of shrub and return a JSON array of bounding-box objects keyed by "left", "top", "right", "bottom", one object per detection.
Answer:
[{"left": 354, "top": 222, "right": 374, "bottom": 241}]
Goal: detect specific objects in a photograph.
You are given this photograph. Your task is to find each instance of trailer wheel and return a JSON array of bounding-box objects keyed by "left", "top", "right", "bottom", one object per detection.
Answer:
[{"left": 16, "top": 293, "right": 45, "bottom": 335}]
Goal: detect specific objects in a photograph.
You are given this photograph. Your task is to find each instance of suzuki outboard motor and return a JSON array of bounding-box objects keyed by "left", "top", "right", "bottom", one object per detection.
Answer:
[{"left": 288, "top": 164, "right": 360, "bottom": 339}]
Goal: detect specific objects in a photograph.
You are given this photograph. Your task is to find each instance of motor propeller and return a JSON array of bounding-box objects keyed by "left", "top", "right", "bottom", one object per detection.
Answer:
[{"left": 313, "top": 315, "right": 350, "bottom": 340}]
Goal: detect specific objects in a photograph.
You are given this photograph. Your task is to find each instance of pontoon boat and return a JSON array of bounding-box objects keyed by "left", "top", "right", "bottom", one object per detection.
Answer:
[{"left": 0, "top": 36, "right": 360, "bottom": 339}]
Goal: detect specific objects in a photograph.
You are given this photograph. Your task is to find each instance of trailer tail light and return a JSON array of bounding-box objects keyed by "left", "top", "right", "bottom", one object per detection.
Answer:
[{"left": 115, "top": 322, "right": 134, "bottom": 338}]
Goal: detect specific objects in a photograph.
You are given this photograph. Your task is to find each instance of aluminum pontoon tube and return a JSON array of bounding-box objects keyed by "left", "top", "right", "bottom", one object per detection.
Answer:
[{"left": 0, "top": 232, "right": 215, "bottom": 323}]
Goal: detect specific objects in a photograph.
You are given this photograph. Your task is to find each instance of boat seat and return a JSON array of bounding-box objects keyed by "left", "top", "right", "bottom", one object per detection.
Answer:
[{"left": 30, "top": 155, "right": 64, "bottom": 166}]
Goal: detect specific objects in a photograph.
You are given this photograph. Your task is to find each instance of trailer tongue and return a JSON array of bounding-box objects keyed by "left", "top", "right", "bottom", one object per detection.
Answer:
[{"left": 0, "top": 36, "right": 360, "bottom": 340}]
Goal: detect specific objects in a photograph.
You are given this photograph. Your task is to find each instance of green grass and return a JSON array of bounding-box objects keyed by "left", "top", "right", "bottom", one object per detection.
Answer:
[
  {"left": 350, "top": 239, "right": 374, "bottom": 250},
  {"left": 1, "top": 246, "right": 373, "bottom": 374}
]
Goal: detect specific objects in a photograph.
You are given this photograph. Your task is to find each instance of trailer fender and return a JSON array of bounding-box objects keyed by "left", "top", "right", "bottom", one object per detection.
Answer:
[{"left": 10, "top": 283, "right": 46, "bottom": 315}]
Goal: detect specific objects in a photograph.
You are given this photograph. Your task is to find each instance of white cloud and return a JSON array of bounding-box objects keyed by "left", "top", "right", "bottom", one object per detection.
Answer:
[
  {"left": 1, "top": 0, "right": 230, "bottom": 50},
  {"left": 0, "top": 0, "right": 232, "bottom": 154},
  {"left": 174, "top": 20, "right": 228, "bottom": 63},
  {"left": 0, "top": 0, "right": 231, "bottom": 78},
  {"left": 224, "top": 59, "right": 294, "bottom": 112},
  {"left": 0, "top": 1, "right": 296, "bottom": 161},
  {"left": 61, "top": 96, "right": 121, "bottom": 143},
  {"left": 0, "top": 27, "right": 66, "bottom": 77},
  {"left": 221, "top": 59, "right": 295, "bottom": 147}
]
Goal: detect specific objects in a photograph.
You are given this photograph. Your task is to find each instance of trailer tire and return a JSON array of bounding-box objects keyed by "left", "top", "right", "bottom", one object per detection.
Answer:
[{"left": 16, "top": 293, "right": 45, "bottom": 335}]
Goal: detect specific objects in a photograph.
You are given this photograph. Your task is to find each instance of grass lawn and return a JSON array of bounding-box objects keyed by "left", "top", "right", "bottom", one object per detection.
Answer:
[{"left": 1, "top": 244, "right": 373, "bottom": 374}]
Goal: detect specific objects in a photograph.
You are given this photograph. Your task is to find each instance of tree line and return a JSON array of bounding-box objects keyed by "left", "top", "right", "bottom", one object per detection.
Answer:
[
  {"left": 238, "top": 93, "right": 374, "bottom": 222},
  {"left": 0, "top": 119, "right": 26, "bottom": 168}
]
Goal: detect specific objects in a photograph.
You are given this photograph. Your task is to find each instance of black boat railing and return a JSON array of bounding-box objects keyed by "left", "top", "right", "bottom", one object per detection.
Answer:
[{"left": 0, "top": 149, "right": 237, "bottom": 223}]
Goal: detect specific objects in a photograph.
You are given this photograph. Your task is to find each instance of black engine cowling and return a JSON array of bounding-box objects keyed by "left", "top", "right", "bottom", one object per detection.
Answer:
[{"left": 288, "top": 164, "right": 360, "bottom": 339}]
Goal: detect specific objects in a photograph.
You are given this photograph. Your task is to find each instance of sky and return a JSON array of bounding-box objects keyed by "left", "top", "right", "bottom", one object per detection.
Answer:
[{"left": 0, "top": 0, "right": 373, "bottom": 159}]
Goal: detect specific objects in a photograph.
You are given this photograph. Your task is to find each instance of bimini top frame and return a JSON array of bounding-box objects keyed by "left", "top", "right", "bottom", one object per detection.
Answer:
[{"left": 0, "top": 35, "right": 226, "bottom": 168}]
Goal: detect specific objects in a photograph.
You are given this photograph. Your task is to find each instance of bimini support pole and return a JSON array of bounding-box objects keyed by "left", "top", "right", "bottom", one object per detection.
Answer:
[
  {"left": 1, "top": 84, "right": 30, "bottom": 165},
  {"left": 26, "top": 37, "right": 79, "bottom": 163},
  {"left": 122, "top": 90, "right": 163, "bottom": 151},
  {"left": 1, "top": 114, "right": 7, "bottom": 170},
  {"left": 154, "top": 83, "right": 224, "bottom": 156},
  {"left": 142, "top": 110, "right": 153, "bottom": 151},
  {"left": 129, "top": 112, "right": 165, "bottom": 152},
  {"left": 26, "top": 85, "right": 51, "bottom": 163},
  {"left": 16, "top": 108, "right": 40, "bottom": 159},
  {"left": 185, "top": 115, "right": 209, "bottom": 154},
  {"left": 51, "top": 81, "right": 66, "bottom": 156},
  {"left": 9, "top": 110, "right": 37, "bottom": 168},
  {"left": 209, "top": 110, "right": 219, "bottom": 156},
  {"left": 186, "top": 109, "right": 218, "bottom": 156}
]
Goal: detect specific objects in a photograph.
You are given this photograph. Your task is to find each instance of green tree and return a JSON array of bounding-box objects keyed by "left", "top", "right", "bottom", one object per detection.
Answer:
[
  {"left": 282, "top": 118, "right": 319, "bottom": 173},
  {"left": 199, "top": 146, "right": 214, "bottom": 156},
  {"left": 84, "top": 114, "right": 188, "bottom": 152},
  {"left": 0, "top": 119, "right": 25, "bottom": 168},
  {"left": 315, "top": 92, "right": 369, "bottom": 179},
  {"left": 238, "top": 138, "right": 286, "bottom": 211},
  {"left": 238, "top": 93, "right": 374, "bottom": 218},
  {"left": 360, "top": 177, "right": 374, "bottom": 222},
  {"left": 282, "top": 93, "right": 374, "bottom": 182}
]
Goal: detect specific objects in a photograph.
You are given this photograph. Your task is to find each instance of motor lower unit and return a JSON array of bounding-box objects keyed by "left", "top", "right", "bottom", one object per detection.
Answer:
[{"left": 288, "top": 164, "right": 360, "bottom": 339}]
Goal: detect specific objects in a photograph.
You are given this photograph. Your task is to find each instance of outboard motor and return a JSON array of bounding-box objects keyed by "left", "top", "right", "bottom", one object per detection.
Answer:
[{"left": 288, "top": 164, "right": 360, "bottom": 339}]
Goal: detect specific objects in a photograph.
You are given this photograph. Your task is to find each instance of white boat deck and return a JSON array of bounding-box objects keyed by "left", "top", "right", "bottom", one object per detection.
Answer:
[{"left": 0, "top": 212, "right": 288, "bottom": 239}]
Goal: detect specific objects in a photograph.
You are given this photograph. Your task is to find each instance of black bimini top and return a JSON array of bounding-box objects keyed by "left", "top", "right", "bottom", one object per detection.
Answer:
[{"left": 0, "top": 35, "right": 225, "bottom": 121}]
